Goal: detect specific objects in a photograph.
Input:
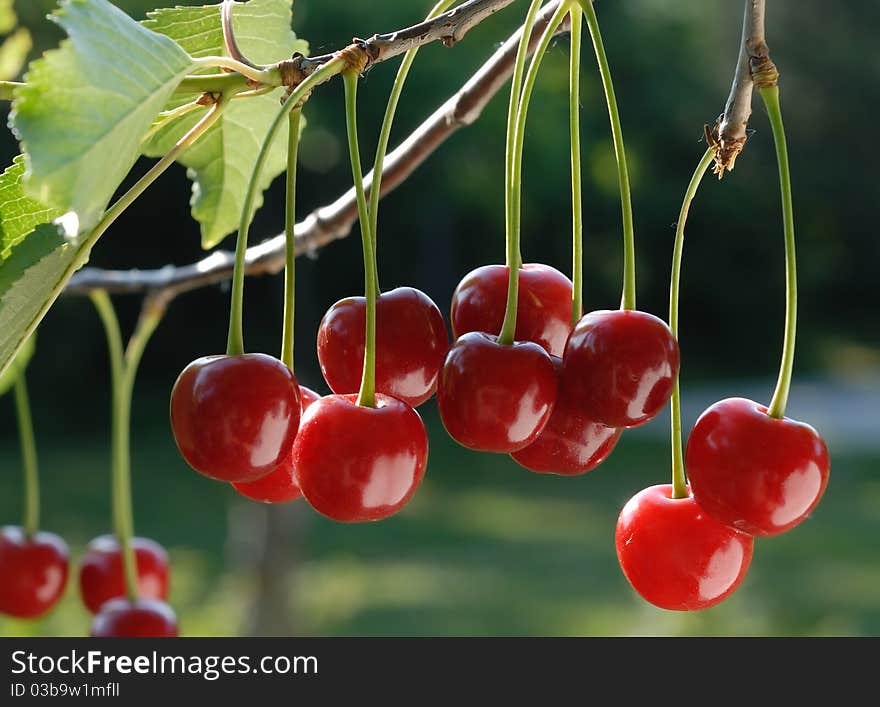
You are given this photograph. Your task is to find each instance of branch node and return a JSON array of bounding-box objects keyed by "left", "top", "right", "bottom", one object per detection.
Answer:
[
  {"left": 196, "top": 92, "right": 222, "bottom": 106},
  {"left": 750, "top": 54, "right": 779, "bottom": 89},
  {"left": 706, "top": 121, "right": 746, "bottom": 179},
  {"left": 278, "top": 53, "right": 312, "bottom": 105},
  {"left": 339, "top": 39, "right": 373, "bottom": 76}
]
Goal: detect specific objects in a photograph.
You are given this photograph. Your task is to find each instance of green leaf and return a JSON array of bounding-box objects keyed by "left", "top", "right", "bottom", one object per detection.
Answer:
[
  {"left": 143, "top": 0, "right": 308, "bottom": 248},
  {"left": 0, "top": 155, "right": 83, "bottom": 380},
  {"left": 1, "top": 155, "right": 62, "bottom": 261},
  {"left": 0, "top": 329, "right": 34, "bottom": 397},
  {"left": 10, "top": 0, "right": 196, "bottom": 230},
  {"left": 0, "top": 223, "right": 80, "bottom": 381}
]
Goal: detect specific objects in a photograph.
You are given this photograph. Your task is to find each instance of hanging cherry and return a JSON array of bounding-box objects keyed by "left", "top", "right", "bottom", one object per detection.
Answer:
[
  {"left": 560, "top": 0, "right": 679, "bottom": 430},
  {"left": 615, "top": 484, "right": 754, "bottom": 611},
  {"left": 511, "top": 9, "right": 621, "bottom": 474},
  {"left": 0, "top": 526, "right": 69, "bottom": 619},
  {"left": 450, "top": 263, "right": 573, "bottom": 358},
  {"left": 78, "top": 535, "right": 169, "bottom": 614},
  {"left": 617, "top": 147, "right": 753, "bottom": 611},
  {"left": 296, "top": 67, "right": 428, "bottom": 523},
  {"left": 318, "top": 287, "right": 448, "bottom": 407},
  {"left": 90, "top": 597, "right": 178, "bottom": 638},
  {"left": 233, "top": 386, "right": 320, "bottom": 503},
  {"left": 0, "top": 339, "right": 69, "bottom": 619},
  {"left": 686, "top": 75, "right": 830, "bottom": 536},
  {"left": 88, "top": 292, "right": 181, "bottom": 636},
  {"left": 439, "top": 0, "right": 561, "bottom": 453},
  {"left": 167, "top": 52, "right": 344, "bottom": 486}
]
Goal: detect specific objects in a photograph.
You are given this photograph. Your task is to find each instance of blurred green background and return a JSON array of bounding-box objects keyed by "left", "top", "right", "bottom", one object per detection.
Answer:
[{"left": 1, "top": 0, "right": 878, "bottom": 636}]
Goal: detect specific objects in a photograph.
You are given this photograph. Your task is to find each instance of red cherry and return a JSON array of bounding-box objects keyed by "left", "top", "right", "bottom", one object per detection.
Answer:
[
  {"left": 78, "top": 535, "right": 169, "bottom": 614},
  {"left": 510, "top": 357, "right": 621, "bottom": 474},
  {"left": 293, "top": 394, "right": 428, "bottom": 522},
  {"left": 685, "top": 397, "right": 830, "bottom": 536},
  {"left": 232, "top": 386, "right": 321, "bottom": 503},
  {"left": 561, "top": 309, "right": 679, "bottom": 428},
  {"left": 90, "top": 597, "right": 178, "bottom": 637},
  {"left": 615, "top": 485, "right": 754, "bottom": 611},
  {"left": 170, "top": 353, "right": 301, "bottom": 483},
  {"left": 451, "top": 263, "right": 573, "bottom": 357},
  {"left": 0, "top": 526, "right": 69, "bottom": 618},
  {"left": 317, "top": 287, "right": 448, "bottom": 407},
  {"left": 437, "top": 332, "right": 557, "bottom": 453}
]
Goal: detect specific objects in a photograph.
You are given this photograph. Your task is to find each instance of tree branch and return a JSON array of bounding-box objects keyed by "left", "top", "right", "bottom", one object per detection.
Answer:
[
  {"left": 710, "top": 0, "right": 772, "bottom": 177},
  {"left": 66, "top": 0, "right": 570, "bottom": 304},
  {"left": 299, "top": 0, "right": 516, "bottom": 73}
]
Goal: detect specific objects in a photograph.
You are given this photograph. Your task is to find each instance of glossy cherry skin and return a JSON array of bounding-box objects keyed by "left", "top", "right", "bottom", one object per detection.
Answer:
[
  {"left": 561, "top": 309, "right": 679, "bottom": 428},
  {"left": 685, "top": 397, "right": 830, "bottom": 536},
  {"left": 437, "top": 332, "right": 557, "bottom": 453},
  {"left": 615, "top": 485, "right": 754, "bottom": 611},
  {"left": 170, "top": 353, "right": 301, "bottom": 483},
  {"left": 78, "top": 535, "right": 169, "bottom": 614},
  {"left": 0, "top": 526, "right": 69, "bottom": 618},
  {"left": 90, "top": 597, "right": 179, "bottom": 637},
  {"left": 317, "top": 287, "right": 448, "bottom": 407},
  {"left": 293, "top": 394, "right": 428, "bottom": 522},
  {"left": 232, "top": 386, "right": 320, "bottom": 504},
  {"left": 451, "top": 264, "right": 574, "bottom": 357},
  {"left": 511, "top": 357, "right": 622, "bottom": 474}
]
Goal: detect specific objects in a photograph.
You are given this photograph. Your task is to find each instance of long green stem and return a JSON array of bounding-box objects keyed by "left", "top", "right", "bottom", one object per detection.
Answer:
[
  {"left": 504, "top": 0, "right": 544, "bottom": 270},
  {"left": 760, "top": 85, "right": 797, "bottom": 420},
  {"left": 499, "top": 0, "right": 568, "bottom": 345},
  {"left": 569, "top": 3, "right": 584, "bottom": 327},
  {"left": 13, "top": 375, "right": 39, "bottom": 537},
  {"left": 580, "top": 0, "right": 636, "bottom": 311},
  {"left": 368, "top": 0, "right": 456, "bottom": 292},
  {"left": 91, "top": 293, "right": 164, "bottom": 602},
  {"left": 90, "top": 291, "right": 138, "bottom": 601},
  {"left": 226, "top": 58, "right": 345, "bottom": 357},
  {"left": 343, "top": 71, "right": 378, "bottom": 408},
  {"left": 74, "top": 98, "right": 229, "bottom": 274},
  {"left": 192, "top": 56, "right": 278, "bottom": 85},
  {"left": 669, "top": 148, "right": 714, "bottom": 500},
  {"left": 281, "top": 109, "right": 302, "bottom": 371}
]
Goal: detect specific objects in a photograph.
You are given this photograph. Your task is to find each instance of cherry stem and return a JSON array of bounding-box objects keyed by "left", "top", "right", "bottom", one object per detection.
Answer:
[
  {"left": 281, "top": 109, "right": 302, "bottom": 372},
  {"left": 13, "top": 374, "right": 39, "bottom": 538},
  {"left": 343, "top": 70, "right": 378, "bottom": 408},
  {"left": 569, "top": 3, "right": 584, "bottom": 327},
  {"left": 579, "top": 0, "right": 636, "bottom": 311},
  {"left": 760, "top": 85, "right": 797, "bottom": 420},
  {"left": 369, "top": 0, "right": 455, "bottom": 295},
  {"left": 90, "top": 292, "right": 161, "bottom": 602},
  {"left": 221, "top": 0, "right": 259, "bottom": 70},
  {"left": 498, "top": 0, "right": 547, "bottom": 346},
  {"left": 226, "top": 58, "right": 346, "bottom": 357},
  {"left": 503, "top": 0, "right": 544, "bottom": 271},
  {"left": 669, "top": 148, "right": 714, "bottom": 500},
  {"left": 192, "top": 56, "right": 277, "bottom": 85}
]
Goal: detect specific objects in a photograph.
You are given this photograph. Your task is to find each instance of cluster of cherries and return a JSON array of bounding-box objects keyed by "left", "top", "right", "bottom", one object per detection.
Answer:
[
  {"left": 170, "top": 251, "right": 830, "bottom": 613},
  {"left": 0, "top": 529, "right": 175, "bottom": 635},
  {"left": 169, "top": 259, "right": 678, "bottom": 520}
]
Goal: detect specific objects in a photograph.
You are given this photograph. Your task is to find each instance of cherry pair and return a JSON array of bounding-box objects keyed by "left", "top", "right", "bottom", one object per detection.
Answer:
[
  {"left": 614, "top": 404, "right": 829, "bottom": 612},
  {"left": 171, "top": 352, "right": 429, "bottom": 523},
  {"left": 439, "top": 262, "right": 678, "bottom": 469},
  {"left": 0, "top": 527, "right": 177, "bottom": 636},
  {"left": 80, "top": 535, "right": 176, "bottom": 637},
  {"left": 0, "top": 526, "right": 69, "bottom": 619}
]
